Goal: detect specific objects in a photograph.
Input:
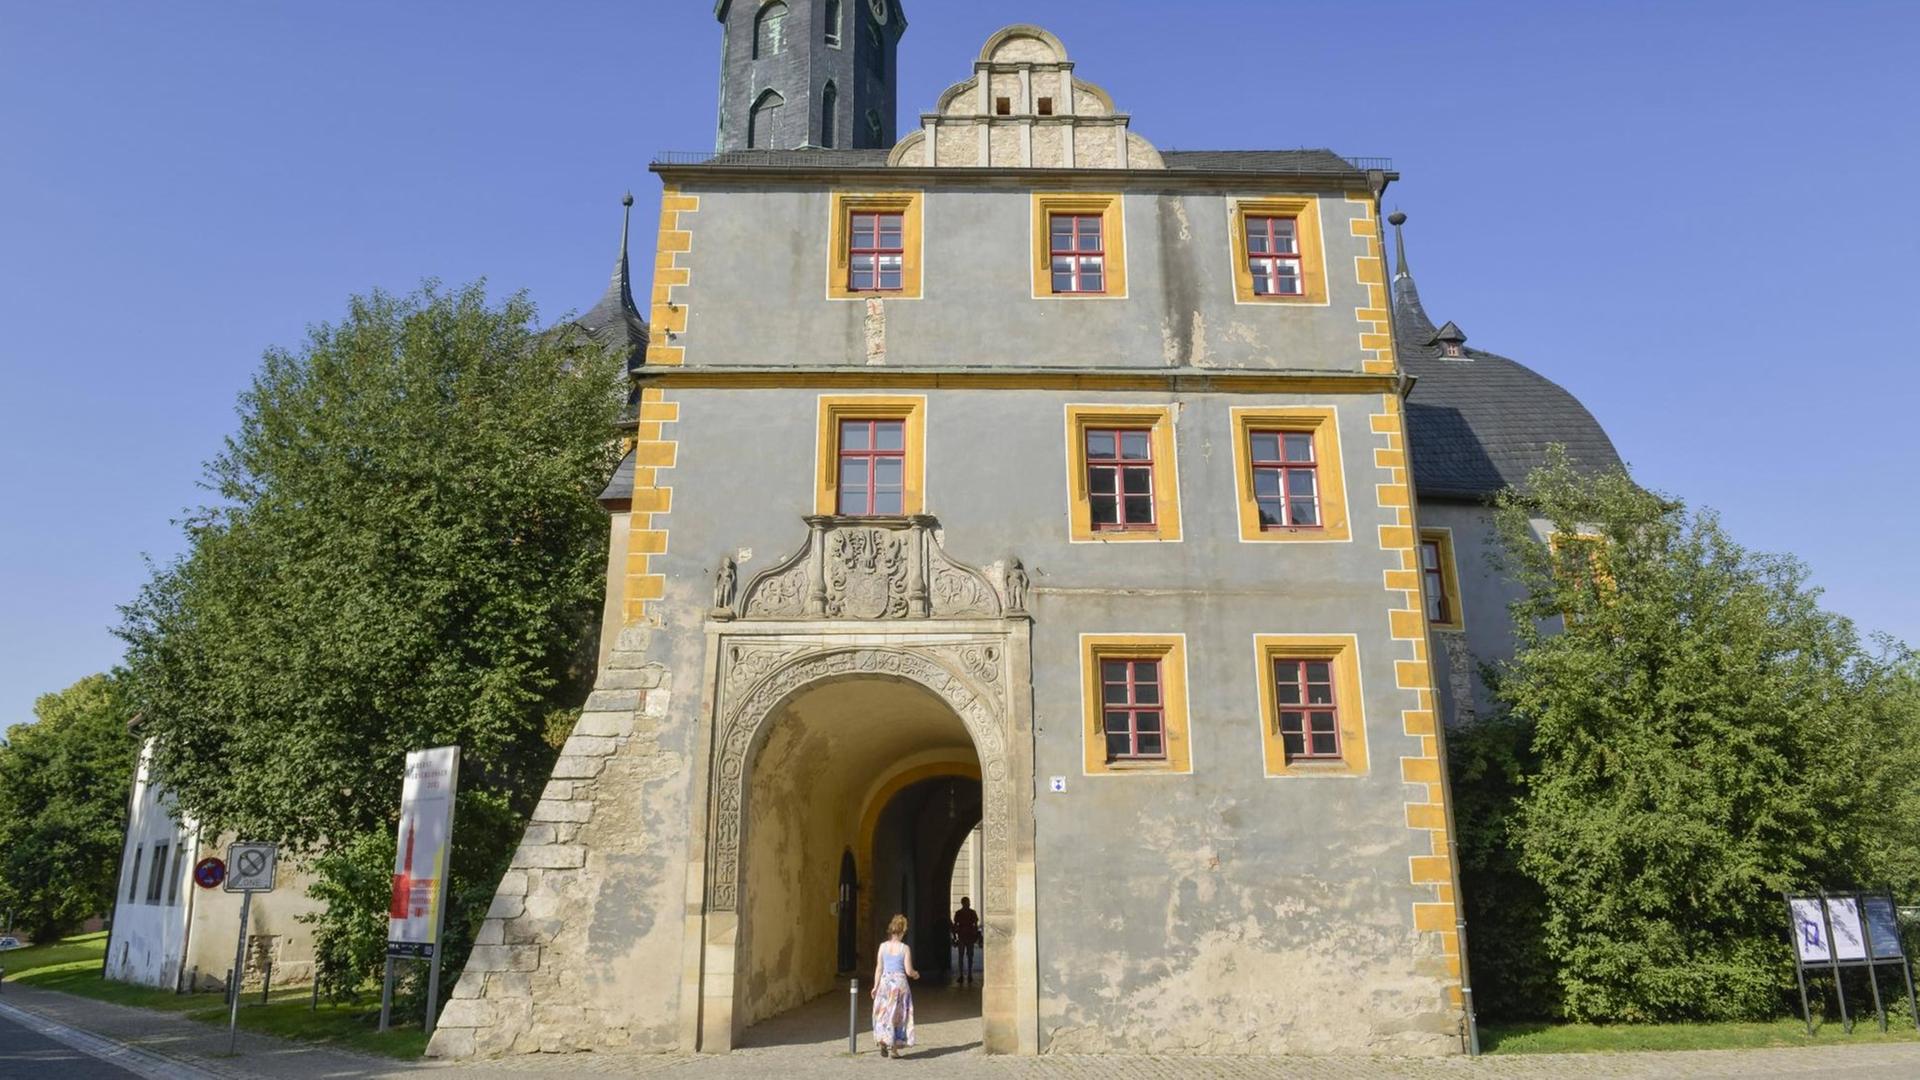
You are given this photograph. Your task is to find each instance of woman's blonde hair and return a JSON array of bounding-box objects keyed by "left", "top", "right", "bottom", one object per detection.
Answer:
[{"left": 887, "top": 914, "right": 908, "bottom": 937}]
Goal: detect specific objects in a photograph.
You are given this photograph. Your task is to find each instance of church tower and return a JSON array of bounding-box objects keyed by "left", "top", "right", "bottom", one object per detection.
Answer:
[{"left": 714, "top": 0, "right": 904, "bottom": 152}]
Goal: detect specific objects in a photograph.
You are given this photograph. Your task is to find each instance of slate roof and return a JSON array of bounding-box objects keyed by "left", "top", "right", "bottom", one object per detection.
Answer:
[
  {"left": 1392, "top": 217, "right": 1624, "bottom": 501},
  {"left": 599, "top": 448, "right": 636, "bottom": 509},
  {"left": 573, "top": 195, "right": 650, "bottom": 374},
  {"left": 652, "top": 147, "right": 1378, "bottom": 176}
]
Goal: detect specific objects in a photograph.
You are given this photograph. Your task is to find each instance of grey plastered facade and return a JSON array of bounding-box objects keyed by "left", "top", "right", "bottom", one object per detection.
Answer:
[{"left": 431, "top": 22, "right": 1481, "bottom": 1060}]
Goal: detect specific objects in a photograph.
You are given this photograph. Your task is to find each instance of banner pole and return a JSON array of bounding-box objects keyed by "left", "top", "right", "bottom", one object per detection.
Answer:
[
  {"left": 377, "top": 956, "right": 395, "bottom": 1033},
  {"left": 226, "top": 891, "right": 252, "bottom": 1054},
  {"left": 423, "top": 746, "right": 461, "bottom": 1038},
  {"left": 1788, "top": 893, "right": 1814, "bottom": 1037},
  {"left": 1819, "top": 891, "right": 1850, "bottom": 1033}
]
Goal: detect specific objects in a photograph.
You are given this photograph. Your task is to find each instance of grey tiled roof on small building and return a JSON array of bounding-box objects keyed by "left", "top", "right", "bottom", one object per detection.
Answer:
[{"left": 1391, "top": 216, "right": 1624, "bottom": 501}]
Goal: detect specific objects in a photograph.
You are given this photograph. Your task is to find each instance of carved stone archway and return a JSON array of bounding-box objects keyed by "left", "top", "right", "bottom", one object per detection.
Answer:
[
  {"left": 688, "top": 634, "right": 1035, "bottom": 1053},
  {"left": 684, "top": 516, "right": 1037, "bottom": 1054}
]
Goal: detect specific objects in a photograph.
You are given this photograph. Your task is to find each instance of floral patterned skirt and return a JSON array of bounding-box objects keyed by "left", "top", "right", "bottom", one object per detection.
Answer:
[{"left": 871, "top": 972, "right": 915, "bottom": 1048}]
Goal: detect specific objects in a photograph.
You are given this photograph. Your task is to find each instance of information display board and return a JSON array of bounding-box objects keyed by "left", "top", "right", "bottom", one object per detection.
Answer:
[{"left": 1784, "top": 890, "right": 1915, "bottom": 1037}]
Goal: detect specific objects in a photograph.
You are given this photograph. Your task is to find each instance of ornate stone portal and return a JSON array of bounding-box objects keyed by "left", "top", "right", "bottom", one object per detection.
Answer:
[{"left": 686, "top": 516, "right": 1038, "bottom": 1054}]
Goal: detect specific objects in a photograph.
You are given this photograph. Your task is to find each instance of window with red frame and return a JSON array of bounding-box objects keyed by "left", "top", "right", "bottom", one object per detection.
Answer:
[
  {"left": 1420, "top": 539, "right": 1451, "bottom": 623},
  {"left": 836, "top": 418, "right": 905, "bottom": 515},
  {"left": 1272, "top": 658, "right": 1340, "bottom": 760},
  {"left": 1100, "top": 658, "right": 1165, "bottom": 761},
  {"left": 1085, "top": 428, "right": 1154, "bottom": 529},
  {"left": 1245, "top": 215, "right": 1302, "bottom": 296},
  {"left": 1049, "top": 213, "right": 1105, "bottom": 293},
  {"left": 848, "top": 212, "right": 904, "bottom": 292},
  {"left": 1249, "top": 429, "right": 1319, "bottom": 528}
]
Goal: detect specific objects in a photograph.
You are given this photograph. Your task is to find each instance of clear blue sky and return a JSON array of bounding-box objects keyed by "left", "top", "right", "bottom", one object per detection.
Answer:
[{"left": 3, "top": 1, "right": 1916, "bottom": 727}]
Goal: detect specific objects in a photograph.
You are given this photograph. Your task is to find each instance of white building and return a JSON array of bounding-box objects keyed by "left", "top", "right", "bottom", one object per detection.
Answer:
[{"left": 105, "top": 740, "right": 324, "bottom": 991}]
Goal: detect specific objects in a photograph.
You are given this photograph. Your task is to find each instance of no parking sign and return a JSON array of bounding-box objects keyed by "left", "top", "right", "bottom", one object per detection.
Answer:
[{"left": 193, "top": 856, "right": 226, "bottom": 890}]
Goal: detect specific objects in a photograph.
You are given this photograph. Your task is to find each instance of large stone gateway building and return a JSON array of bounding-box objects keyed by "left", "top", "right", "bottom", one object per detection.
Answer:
[{"left": 431, "top": 4, "right": 1621, "bottom": 1060}]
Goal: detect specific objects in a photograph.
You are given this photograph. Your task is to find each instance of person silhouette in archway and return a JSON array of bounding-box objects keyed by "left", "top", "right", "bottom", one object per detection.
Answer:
[
  {"left": 951, "top": 896, "right": 980, "bottom": 986},
  {"left": 871, "top": 913, "right": 918, "bottom": 1057}
]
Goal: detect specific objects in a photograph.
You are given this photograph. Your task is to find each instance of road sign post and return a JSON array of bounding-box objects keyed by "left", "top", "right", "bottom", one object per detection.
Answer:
[{"left": 223, "top": 842, "right": 277, "bottom": 1055}]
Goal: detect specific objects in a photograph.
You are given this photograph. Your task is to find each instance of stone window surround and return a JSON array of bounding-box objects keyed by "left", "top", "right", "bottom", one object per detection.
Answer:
[
  {"left": 1228, "top": 406, "right": 1351, "bottom": 543},
  {"left": 1252, "top": 633, "right": 1371, "bottom": 778},
  {"left": 813, "top": 394, "right": 926, "bottom": 516},
  {"left": 1062, "top": 404, "right": 1180, "bottom": 543},
  {"left": 826, "top": 190, "right": 924, "bottom": 301},
  {"left": 1419, "top": 527, "right": 1466, "bottom": 630},
  {"left": 1078, "top": 633, "right": 1192, "bottom": 776},
  {"left": 1029, "top": 193, "right": 1128, "bottom": 300},
  {"left": 1227, "top": 195, "right": 1330, "bottom": 307}
]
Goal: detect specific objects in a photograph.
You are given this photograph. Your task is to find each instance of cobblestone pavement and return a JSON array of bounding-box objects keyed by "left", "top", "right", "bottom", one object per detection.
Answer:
[{"left": 6, "top": 981, "right": 1920, "bottom": 1080}]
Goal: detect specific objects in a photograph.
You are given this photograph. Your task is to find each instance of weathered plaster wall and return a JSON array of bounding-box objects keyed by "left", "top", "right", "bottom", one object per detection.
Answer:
[
  {"left": 640, "top": 384, "right": 1460, "bottom": 1054},
  {"left": 671, "top": 184, "right": 1372, "bottom": 372}
]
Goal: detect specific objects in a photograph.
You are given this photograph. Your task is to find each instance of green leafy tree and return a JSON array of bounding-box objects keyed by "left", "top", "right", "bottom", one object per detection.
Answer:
[
  {"left": 1484, "top": 450, "right": 1884, "bottom": 1021},
  {"left": 0, "top": 673, "right": 140, "bottom": 941},
  {"left": 118, "top": 282, "right": 623, "bottom": 1001}
]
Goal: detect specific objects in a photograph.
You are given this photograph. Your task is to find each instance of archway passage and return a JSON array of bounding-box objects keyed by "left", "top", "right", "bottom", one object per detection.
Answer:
[{"left": 734, "top": 674, "right": 985, "bottom": 1053}]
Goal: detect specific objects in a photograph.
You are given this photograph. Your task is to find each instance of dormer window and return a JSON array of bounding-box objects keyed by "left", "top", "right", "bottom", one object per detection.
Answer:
[{"left": 1432, "top": 321, "right": 1469, "bottom": 359}]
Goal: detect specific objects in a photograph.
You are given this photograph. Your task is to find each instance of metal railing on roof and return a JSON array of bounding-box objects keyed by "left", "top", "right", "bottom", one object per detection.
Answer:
[{"left": 651, "top": 149, "right": 1393, "bottom": 173}]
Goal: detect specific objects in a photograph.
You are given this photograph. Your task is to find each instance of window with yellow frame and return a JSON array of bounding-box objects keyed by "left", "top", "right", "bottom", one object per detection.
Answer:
[
  {"left": 1418, "top": 528, "right": 1465, "bottom": 630},
  {"left": 1032, "top": 193, "right": 1127, "bottom": 299},
  {"left": 1080, "top": 634, "right": 1191, "bottom": 775},
  {"left": 828, "top": 191, "right": 924, "bottom": 300},
  {"left": 1253, "top": 634, "right": 1369, "bottom": 778},
  {"left": 815, "top": 395, "right": 926, "bottom": 515},
  {"left": 1229, "top": 406, "right": 1348, "bottom": 542},
  {"left": 1228, "top": 196, "right": 1327, "bottom": 305},
  {"left": 1064, "top": 405, "right": 1180, "bottom": 542}
]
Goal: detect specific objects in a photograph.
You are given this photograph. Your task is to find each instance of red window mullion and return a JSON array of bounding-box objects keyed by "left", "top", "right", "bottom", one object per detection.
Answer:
[
  {"left": 848, "top": 212, "right": 904, "bottom": 293},
  {"left": 1051, "top": 214, "right": 1106, "bottom": 294},
  {"left": 837, "top": 419, "right": 905, "bottom": 516},
  {"left": 1086, "top": 427, "right": 1154, "bottom": 530},
  {"left": 1273, "top": 657, "right": 1341, "bottom": 761}
]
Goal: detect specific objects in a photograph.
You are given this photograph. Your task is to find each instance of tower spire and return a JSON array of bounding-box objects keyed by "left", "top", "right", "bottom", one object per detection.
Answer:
[
  {"left": 1386, "top": 211, "right": 1438, "bottom": 345},
  {"left": 577, "top": 192, "right": 649, "bottom": 369}
]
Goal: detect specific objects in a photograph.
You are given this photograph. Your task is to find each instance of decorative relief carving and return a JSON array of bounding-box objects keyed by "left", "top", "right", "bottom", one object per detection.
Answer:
[
  {"left": 827, "top": 529, "right": 909, "bottom": 618},
  {"left": 731, "top": 516, "right": 1007, "bottom": 621},
  {"left": 707, "top": 643, "right": 1014, "bottom": 914}
]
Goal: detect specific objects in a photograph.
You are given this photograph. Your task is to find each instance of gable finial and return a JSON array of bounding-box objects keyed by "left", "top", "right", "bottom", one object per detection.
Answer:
[{"left": 1388, "top": 210, "right": 1410, "bottom": 278}]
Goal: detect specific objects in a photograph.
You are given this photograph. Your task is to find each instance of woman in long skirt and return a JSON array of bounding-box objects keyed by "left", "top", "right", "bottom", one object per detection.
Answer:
[{"left": 871, "top": 913, "right": 918, "bottom": 1057}]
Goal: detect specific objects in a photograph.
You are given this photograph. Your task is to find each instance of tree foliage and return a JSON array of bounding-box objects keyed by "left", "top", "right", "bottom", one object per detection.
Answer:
[
  {"left": 1468, "top": 449, "right": 1920, "bottom": 1022},
  {"left": 0, "top": 673, "right": 140, "bottom": 941},
  {"left": 118, "top": 282, "right": 623, "bottom": 995}
]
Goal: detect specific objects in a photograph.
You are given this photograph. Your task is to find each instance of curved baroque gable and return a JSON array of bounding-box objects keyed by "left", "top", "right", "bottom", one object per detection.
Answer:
[{"left": 887, "top": 23, "right": 1162, "bottom": 169}]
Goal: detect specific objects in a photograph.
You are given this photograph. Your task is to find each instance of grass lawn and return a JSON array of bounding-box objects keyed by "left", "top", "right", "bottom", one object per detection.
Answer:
[
  {"left": 1483, "top": 1016, "right": 1920, "bottom": 1054},
  {"left": 1, "top": 932, "right": 427, "bottom": 1059}
]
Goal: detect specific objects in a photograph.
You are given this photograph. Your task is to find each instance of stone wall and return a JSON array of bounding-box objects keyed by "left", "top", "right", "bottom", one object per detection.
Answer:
[{"left": 428, "top": 625, "right": 688, "bottom": 1058}]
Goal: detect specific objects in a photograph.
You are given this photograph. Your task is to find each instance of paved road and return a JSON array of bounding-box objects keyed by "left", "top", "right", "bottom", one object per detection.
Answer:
[
  {"left": 0, "top": 1000, "right": 151, "bottom": 1079},
  {"left": 7, "top": 980, "right": 1920, "bottom": 1079}
]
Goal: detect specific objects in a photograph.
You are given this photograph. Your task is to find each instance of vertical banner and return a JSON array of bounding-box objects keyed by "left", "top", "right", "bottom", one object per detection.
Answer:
[{"left": 387, "top": 746, "right": 461, "bottom": 958}]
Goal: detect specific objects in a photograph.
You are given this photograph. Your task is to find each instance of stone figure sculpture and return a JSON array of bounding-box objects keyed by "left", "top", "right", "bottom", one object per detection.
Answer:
[
  {"left": 713, "top": 556, "right": 737, "bottom": 613},
  {"left": 1005, "top": 559, "right": 1029, "bottom": 613}
]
